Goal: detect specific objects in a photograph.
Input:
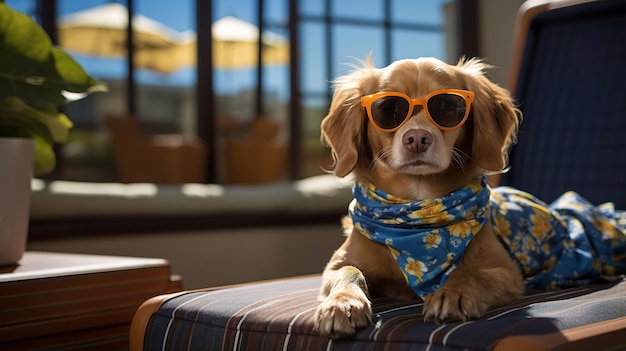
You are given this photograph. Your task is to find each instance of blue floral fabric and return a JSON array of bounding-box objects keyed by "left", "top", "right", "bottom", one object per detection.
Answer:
[
  {"left": 490, "top": 186, "right": 626, "bottom": 290},
  {"left": 349, "top": 176, "right": 626, "bottom": 298},
  {"left": 349, "top": 177, "right": 490, "bottom": 297}
]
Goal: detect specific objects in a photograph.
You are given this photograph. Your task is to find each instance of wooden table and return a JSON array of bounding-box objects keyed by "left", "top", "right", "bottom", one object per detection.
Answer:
[{"left": 0, "top": 251, "right": 181, "bottom": 350}]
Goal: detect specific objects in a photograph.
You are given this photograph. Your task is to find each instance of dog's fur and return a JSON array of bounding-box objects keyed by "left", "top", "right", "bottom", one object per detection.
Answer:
[{"left": 315, "top": 57, "right": 526, "bottom": 339}]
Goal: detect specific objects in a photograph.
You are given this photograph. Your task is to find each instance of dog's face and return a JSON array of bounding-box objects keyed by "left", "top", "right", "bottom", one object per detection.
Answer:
[{"left": 321, "top": 57, "right": 520, "bottom": 199}]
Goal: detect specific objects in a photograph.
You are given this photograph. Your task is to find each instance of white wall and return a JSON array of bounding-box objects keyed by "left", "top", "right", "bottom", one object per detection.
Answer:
[
  {"left": 445, "top": 0, "right": 524, "bottom": 87},
  {"left": 478, "top": 0, "right": 525, "bottom": 87}
]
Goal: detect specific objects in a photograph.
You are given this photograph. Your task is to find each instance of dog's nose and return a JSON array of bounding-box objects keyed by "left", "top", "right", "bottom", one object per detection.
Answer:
[{"left": 403, "top": 129, "right": 433, "bottom": 153}]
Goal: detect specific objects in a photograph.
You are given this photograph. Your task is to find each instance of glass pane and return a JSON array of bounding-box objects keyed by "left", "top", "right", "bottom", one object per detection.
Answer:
[
  {"left": 214, "top": 0, "right": 257, "bottom": 24},
  {"left": 299, "top": 0, "right": 323, "bottom": 17},
  {"left": 392, "top": 29, "right": 445, "bottom": 62},
  {"left": 213, "top": 0, "right": 290, "bottom": 184},
  {"left": 301, "top": 95, "right": 333, "bottom": 178},
  {"left": 391, "top": 0, "right": 445, "bottom": 26},
  {"left": 5, "top": 0, "right": 38, "bottom": 22},
  {"left": 331, "top": 0, "right": 383, "bottom": 21},
  {"left": 57, "top": 0, "right": 127, "bottom": 88},
  {"left": 136, "top": 0, "right": 197, "bottom": 133},
  {"left": 262, "top": 26, "right": 289, "bottom": 125},
  {"left": 55, "top": 0, "right": 199, "bottom": 182},
  {"left": 265, "top": 0, "right": 288, "bottom": 25},
  {"left": 57, "top": 0, "right": 125, "bottom": 181},
  {"left": 301, "top": 22, "right": 328, "bottom": 94},
  {"left": 299, "top": 21, "right": 330, "bottom": 179},
  {"left": 332, "top": 24, "right": 385, "bottom": 77},
  {"left": 262, "top": 67, "right": 289, "bottom": 125}
]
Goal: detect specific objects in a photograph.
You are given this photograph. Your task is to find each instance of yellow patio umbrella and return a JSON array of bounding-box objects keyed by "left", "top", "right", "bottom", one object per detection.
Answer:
[
  {"left": 172, "top": 16, "right": 290, "bottom": 70},
  {"left": 209, "top": 16, "right": 289, "bottom": 69},
  {"left": 58, "top": 3, "right": 195, "bottom": 74},
  {"left": 59, "top": 4, "right": 289, "bottom": 73}
]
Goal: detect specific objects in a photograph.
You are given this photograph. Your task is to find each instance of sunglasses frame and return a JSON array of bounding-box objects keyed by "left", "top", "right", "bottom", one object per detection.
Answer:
[{"left": 361, "top": 89, "right": 475, "bottom": 133}]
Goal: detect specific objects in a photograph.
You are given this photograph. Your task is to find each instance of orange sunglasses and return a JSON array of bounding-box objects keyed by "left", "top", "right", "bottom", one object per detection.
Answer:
[{"left": 361, "top": 89, "right": 475, "bottom": 132}]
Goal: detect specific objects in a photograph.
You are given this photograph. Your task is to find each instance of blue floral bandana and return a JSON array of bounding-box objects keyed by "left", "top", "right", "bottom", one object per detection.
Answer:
[
  {"left": 349, "top": 177, "right": 489, "bottom": 298},
  {"left": 349, "top": 176, "right": 626, "bottom": 297}
]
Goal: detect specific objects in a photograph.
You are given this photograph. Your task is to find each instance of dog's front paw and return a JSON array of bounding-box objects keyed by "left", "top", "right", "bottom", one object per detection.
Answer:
[
  {"left": 315, "top": 286, "right": 372, "bottom": 339},
  {"left": 423, "top": 288, "right": 487, "bottom": 324}
]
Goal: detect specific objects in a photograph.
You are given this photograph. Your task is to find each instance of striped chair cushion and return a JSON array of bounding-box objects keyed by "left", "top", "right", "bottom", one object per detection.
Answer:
[{"left": 140, "top": 275, "right": 626, "bottom": 350}]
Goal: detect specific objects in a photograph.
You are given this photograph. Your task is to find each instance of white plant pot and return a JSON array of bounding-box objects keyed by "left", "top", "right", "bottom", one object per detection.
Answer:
[{"left": 0, "top": 138, "right": 34, "bottom": 265}]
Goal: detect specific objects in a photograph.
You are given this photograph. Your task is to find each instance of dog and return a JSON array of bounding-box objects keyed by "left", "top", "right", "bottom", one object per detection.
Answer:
[{"left": 315, "top": 57, "right": 626, "bottom": 339}]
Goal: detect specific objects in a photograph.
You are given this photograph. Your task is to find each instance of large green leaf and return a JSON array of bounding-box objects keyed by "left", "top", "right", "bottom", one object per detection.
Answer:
[
  {"left": 0, "top": 4, "right": 107, "bottom": 109},
  {"left": 0, "top": 96, "right": 71, "bottom": 143},
  {"left": 0, "top": 3, "right": 58, "bottom": 111},
  {"left": 31, "top": 133, "right": 56, "bottom": 175},
  {"left": 0, "top": 3, "right": 107, "bottom": 175},
  {"left": 52, "top": 47, "right": 108, "bottom": 94}
]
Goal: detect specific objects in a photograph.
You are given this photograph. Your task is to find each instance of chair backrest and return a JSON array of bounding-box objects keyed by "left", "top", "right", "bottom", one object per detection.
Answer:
[
  {"left": 105, "top": 115, "right": 156, "bottom": 182},
  {"left": 105, "top": 115, "right": 146, "bottom": 142},
  {"left": 501, "top": 0, "right": 626, "bottom": 208}
]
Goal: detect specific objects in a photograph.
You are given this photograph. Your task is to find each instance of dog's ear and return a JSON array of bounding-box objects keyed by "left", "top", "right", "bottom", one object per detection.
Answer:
[
  {"left": 321, "top": 62, "right": 379, "bottom": 177},
  {"left": 458, "top": 58, "right": 521, "bottom": 172}
]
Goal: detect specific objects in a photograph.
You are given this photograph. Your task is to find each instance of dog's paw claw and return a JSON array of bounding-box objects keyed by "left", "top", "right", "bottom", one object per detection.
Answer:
[
  {"left": 315, "top": 289, "right": 372, "bottom": 339},
  {"left": 423, "top": 289, "right": 485, "bottom": 324}
]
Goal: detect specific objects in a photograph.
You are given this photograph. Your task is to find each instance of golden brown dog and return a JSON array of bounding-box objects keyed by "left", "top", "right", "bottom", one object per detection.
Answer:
[{"left": 315, "top": 57, "right": 525, "bottom": 339}]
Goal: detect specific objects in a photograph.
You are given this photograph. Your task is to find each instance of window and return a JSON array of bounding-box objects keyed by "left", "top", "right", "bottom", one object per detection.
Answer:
[
  {"left": 51, "top": 0, "right": 198, "bottom": 181},
  {"left": 9, "top": 0, "right": 450, "bottom": 184}
]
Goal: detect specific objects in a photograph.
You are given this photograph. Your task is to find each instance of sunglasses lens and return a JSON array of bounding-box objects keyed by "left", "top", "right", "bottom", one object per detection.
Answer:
[
  {"left": 370, "top": 96, "right": 410, "bottom": 130},
  {"left": 427, "top": 94, "right": 467, "bottom": 128}
]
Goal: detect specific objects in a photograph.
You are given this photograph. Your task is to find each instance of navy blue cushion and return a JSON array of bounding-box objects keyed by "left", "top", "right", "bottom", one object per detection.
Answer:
[{"left": 502, "top": 0, "right": 626, "bottom": 209}]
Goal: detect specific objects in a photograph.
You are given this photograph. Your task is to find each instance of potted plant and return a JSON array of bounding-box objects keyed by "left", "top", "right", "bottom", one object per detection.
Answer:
[{"left": 0, "top": 3, "right": 107, "bottom": 264}]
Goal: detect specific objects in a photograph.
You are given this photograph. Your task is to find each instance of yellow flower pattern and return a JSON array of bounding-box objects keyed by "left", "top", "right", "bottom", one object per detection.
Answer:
[
  {"left": 350, "top": 176, "right": 626, "bottom": 296},
  {"left": 423, "top": 232, "right": 442, "bottom": 249},
  {"left": 350, "top": 177, "right": 489, "bottom": 297},
  {"left": 490, "top": 186, "right": 626, "bottom": 290},
  {"left": 448, "top": 219, "right": 477, "bottom": 238},
  {"left": 404, "top": 258, "right": 427, "bottom": 283}
]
